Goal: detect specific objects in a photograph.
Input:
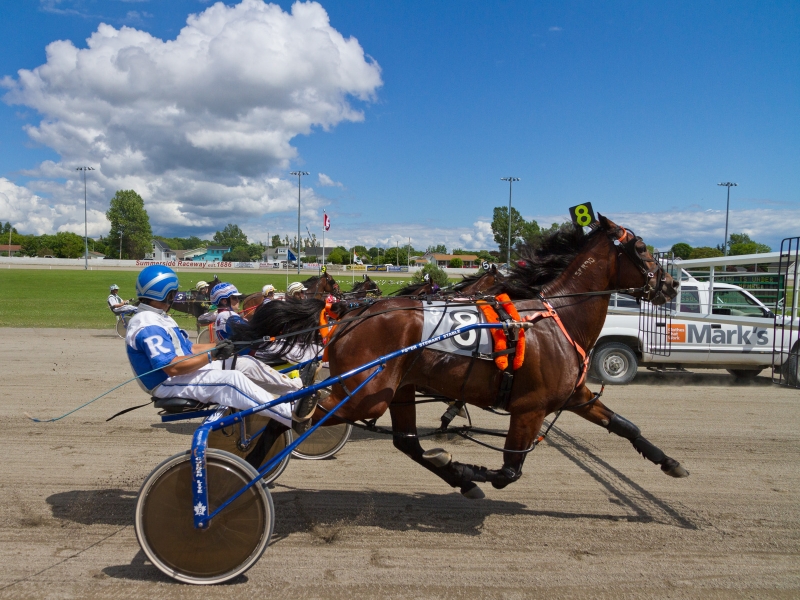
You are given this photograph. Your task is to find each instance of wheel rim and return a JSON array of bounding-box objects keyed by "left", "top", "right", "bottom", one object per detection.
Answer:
[
  {"left": 603, "top": 352, "right": 629, "bottom": 379},
  {"left": 207, "top": 413, "right": 291, "bottom": 484},
  {"left": 115, "top": 318, "right": 126, "bottom": 338},
  {"left": 136, "top": 451, "right": 272, "bottom": 584},
  {"left": 293, "top": 423, "right": 352, "bottom": 460}
]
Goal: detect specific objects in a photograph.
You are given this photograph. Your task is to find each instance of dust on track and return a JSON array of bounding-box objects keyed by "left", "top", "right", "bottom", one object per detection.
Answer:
[{"left": 1, "top": 328, "right": 798, "bottom": 599}]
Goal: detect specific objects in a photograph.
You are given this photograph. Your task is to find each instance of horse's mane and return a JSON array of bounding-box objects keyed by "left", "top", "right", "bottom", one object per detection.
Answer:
[
  {"left": 391, "top": 281, "right": 430, "bottom": 296},
  {"left": 231, "top": 298, "right": 325, "bottom": 361},
  {"left": 302, "top": 275, "right": 322, "bottom": 286},
  {"left": 490, "top": 224, "right": 595, "bottom": 299}
]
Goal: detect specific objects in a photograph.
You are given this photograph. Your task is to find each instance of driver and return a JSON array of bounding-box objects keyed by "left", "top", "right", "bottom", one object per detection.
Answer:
[
  {"left": 287, "top": 281, "right": 307, "bottom": 299},
  {"left": 108, "top": 285, "right": 137, "bottom": 315},
  {"left": 194, "top": 280, "right": 210, "bottom": 300},
  {"left": 125, "top": 266, "right": 317, "bottom": 434},
  {"left": 261, "top": 284, "right": 275, "bottom": 305}
]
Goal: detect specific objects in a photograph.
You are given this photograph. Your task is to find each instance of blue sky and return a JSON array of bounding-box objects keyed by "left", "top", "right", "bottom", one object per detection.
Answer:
[{"left": 0, "top": 0, "right": 797, "bottom": 252}]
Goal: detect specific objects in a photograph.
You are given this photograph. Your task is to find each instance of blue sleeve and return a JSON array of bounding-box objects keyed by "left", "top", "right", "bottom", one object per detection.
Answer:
[{"left": 134, "top": 325, "right": 178, "bottom": 370}]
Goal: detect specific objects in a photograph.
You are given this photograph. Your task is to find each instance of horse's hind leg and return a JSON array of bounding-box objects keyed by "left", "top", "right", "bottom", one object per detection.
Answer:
[{"left": 569, "top": 385, "right": 689, "bottom": 478}]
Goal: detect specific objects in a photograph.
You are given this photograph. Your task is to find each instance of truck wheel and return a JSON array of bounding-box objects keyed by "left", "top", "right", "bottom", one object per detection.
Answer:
[
  {"left": 726, "top": 368, "right": 764, "bottom": 380},
  {"left": 782, "top": 341, "right": 800, "bottom": 387},
  {"left": 591, "top": 342, "right": 638, "bottom": 385}
]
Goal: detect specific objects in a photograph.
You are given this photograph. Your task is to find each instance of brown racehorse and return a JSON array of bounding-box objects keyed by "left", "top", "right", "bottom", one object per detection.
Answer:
[
  {"left": 342, "top": 274, "right": 382, "bottom": 299},
  {"left": 449, "top": 263, "right": 504, "bottom": 296},
  {"left": 239, "top": 271, "right": 340, "bottom": 317},
  {"left": 392, "top": 273, "right": 439, "bottom": 297},
  {"left": 235, "top": 216, "right": 684, "bottom": 498},
  {"left": 393, "top": 265, "right": 502, "bottom": 298},
  {"left": 170, "top": 275, "right": 221, "bottom": 318}
]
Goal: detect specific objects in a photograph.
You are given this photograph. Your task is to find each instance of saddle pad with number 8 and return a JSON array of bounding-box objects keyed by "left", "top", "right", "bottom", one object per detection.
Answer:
[{"left": 420, "top": 302, "right": 493, "bottom": 359}]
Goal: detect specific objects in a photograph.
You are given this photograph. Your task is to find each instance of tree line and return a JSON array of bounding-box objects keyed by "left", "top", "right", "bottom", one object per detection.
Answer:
[
  {"left": 5, "top": 192, "right": 769, "bottom": 263},
  {"left": 670, "top": 233, "right": 771, "bottom": 260}
]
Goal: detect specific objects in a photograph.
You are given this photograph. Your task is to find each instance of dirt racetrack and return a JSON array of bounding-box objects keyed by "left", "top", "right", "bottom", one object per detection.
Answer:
[{"left": 1, "top": 328, "right": 798, "bottom": 599}]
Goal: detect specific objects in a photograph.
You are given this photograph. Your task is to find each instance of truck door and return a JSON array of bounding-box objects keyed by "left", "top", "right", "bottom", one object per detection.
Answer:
[
  {"left": 710, "top": 289, "right": 773, "bottom": 365},
  {"left": 667, "top": 286, "right": 710, "bottom": 363}
]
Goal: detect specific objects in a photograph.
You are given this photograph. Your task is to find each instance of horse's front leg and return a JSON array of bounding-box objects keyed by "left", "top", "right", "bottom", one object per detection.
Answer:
[
  {"left": 389, "top": 385, "right": 487, "bottom": 499},
  {"left": 568, "top": 385, "right": 689, "bottom": 478}
]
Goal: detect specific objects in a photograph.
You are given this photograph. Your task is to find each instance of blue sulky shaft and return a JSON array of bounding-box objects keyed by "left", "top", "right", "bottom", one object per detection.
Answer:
[{"left": 191, "top": 321, "right": 527, "bottom": 529}]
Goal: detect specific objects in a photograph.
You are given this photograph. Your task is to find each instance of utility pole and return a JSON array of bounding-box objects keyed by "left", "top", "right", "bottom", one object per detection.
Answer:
[
  {"left": 717, "top": 182, "right": 737, "bottom": 256},
  {"left": 290, "top": 171, "right": 309, "bottom": 274},
  {"left": 119, "top": 230, "right": 123, "bottom": 260},
  {"left": 77, "top": 166, "right": 95, "bottom": 270},
  {"left": 500, "top": 177, "right": 520, "bottom": 267}
]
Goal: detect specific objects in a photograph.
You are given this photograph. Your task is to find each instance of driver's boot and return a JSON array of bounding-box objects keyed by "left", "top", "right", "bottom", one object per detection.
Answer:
[{"left": 292, "top": 391, "right": 320, "bottom": 435}]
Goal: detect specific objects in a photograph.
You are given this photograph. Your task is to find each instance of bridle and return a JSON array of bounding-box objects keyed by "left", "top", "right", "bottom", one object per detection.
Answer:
[
  {"left": 613, "top": 226, "right": 666, "bottom": 302},
  {"left": 539, "top": 225, "right": 669, "bottom": 302}
]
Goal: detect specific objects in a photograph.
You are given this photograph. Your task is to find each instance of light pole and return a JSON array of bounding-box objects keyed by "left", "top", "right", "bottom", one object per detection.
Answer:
[
  {"left": 119, "top": 230, "right": 123, "bottom": 260},
  {"left": 290, "top": 171, "right": 309, "bottom": 274},
  {"left": 500, "top": 177, "right": 520, "bottom": 266},
  {"left": 718, "top": 182, "right": 737, "bottom": 256},
  {"left": 77, "top": 166, "right": 94, "bottom": 270}
]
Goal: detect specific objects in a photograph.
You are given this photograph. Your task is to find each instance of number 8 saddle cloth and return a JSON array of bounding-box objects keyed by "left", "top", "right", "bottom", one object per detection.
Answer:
[{"left": 420, "top": 302, "right": 494, "bottom": 359}]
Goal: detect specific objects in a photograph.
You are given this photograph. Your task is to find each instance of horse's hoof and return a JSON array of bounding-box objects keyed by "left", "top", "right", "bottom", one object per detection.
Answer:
[
  {"left": 460, "top": 482, "right": 485, "bottom": 500},
  {"left": 422, "top": 448, "right": 452, "bottom": 468},
  {"left": 661, "top": 460, "right": 689, "bottom": 478}
]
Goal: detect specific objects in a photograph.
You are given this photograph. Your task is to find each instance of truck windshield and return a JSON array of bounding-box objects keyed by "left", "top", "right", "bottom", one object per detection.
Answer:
[
  {"left": 712, "top": 290, "right": 766, "bottom": 317},
  {"left": 679, "top": 287, "right": 701, "bottom": 313}
]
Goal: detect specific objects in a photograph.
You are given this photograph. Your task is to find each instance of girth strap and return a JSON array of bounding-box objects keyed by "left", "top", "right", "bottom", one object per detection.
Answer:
[{"left": 525, "top": 299, "right": 590, "bottom": 388}]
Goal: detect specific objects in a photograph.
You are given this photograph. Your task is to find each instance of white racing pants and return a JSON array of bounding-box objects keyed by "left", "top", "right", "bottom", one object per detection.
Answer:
[{"left": 152, "top": 356, "right": 303, "bottom": 427}]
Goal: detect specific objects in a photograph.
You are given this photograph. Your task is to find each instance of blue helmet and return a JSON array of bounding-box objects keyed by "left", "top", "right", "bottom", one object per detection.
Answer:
[
  {"left": 136, "top": 265, "right": 179, "bottom": 302},
  {"left": 211, "top": 282, "right": 242, "bottom": 304}
]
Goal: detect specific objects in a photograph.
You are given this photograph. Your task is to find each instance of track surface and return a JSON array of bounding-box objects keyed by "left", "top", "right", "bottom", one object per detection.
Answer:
[{"left": 1, "top": 328, "right": 798, "bottom": 599}]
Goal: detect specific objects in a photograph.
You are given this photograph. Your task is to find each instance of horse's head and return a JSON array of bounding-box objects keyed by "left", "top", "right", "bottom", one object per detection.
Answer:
[
  {"left": 598, "top": 214, "right": 678, "bottom": 305},
  {"left": 324, "top": 271, "right": 340, "bottom": 295}
]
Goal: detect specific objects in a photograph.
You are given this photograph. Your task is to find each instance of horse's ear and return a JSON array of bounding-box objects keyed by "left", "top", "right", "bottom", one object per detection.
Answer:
[
  {"left": 597, "top": 213, "right": 619, "bottom": 232},
  {"left": 363, "top": 274, "right": 366, "bottom": 280}
]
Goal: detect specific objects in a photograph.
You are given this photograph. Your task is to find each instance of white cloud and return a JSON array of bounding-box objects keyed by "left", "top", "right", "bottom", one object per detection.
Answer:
[
  {"left": 458, "top": 220, "right": 493, "bottom": 248},
  {"left": 318, "top": 173, "right": 343, "bottom": 188},
  {"left": 0, "top": 177, "right": 110, "bottom": 236},
  {"left": 548, "top": 26, "right": 563, "bottom": 32},
  {"left": 3, "top": 0, "right": 381, "bottom": 236}
]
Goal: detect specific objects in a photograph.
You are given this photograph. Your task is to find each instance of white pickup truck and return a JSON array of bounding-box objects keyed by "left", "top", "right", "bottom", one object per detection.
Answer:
[{"left": 590, "top": 275, "right": 784, "bottom": 384}]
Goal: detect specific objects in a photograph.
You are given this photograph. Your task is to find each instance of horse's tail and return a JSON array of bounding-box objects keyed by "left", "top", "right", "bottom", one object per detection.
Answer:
[{"left": 231, "top": 298, "right": 325, "bottom": 361}]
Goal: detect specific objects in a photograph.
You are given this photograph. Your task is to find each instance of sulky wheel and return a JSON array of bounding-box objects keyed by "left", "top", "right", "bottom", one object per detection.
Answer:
[
  {"left": 115, "top": 317, "right": 127, "bottom": 339},
  {"left": 207, "top": 412, "right": 292, "bottom": 484},
  {"left": 292, "top": 363, "right": 351, "bottom": 460},
  {"left": 196, "top": 328, "right": 211, "bottom": 344},
  {"left": 135, "top": 449, "right": 274, "bottom": 585},
  {"left": 292, "top": 423, "right": 352, "bottom": 460}
]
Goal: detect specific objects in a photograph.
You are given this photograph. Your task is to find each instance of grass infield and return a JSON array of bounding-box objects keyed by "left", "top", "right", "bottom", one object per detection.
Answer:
[{"left": 0, "top": 269, "right": 426, "bottom": 329}]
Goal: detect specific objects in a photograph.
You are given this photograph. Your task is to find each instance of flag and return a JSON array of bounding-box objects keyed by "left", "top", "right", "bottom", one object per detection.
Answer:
[
  {"left": 287, "top": 248, "right": 297, "bottom": 261},
  {"left": 323, "top": 212, "right": 331, "bottom": 231}
]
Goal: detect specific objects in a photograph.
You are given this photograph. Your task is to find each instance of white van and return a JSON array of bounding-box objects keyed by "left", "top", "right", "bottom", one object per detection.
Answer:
[{"left": 591, "top": 275, "right": 785, "bottom": 384}]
